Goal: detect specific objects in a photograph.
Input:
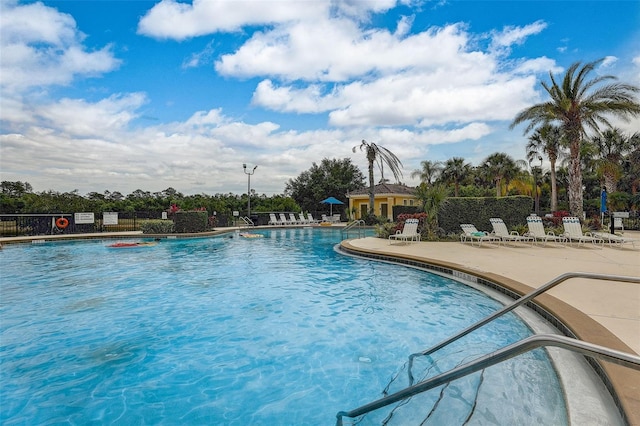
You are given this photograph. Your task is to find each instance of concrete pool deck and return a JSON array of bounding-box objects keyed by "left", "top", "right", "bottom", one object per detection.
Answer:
[{"left": 340, "top": 233, "right": 640, "bottom": 425}]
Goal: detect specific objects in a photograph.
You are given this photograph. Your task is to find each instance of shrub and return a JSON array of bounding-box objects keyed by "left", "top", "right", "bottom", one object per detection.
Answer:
[
  {"left": 174, "top": 211, "right": 208, "bottom": 233},
  {"left": 140, "top": 220, "right": 174, "bottom": 234}
]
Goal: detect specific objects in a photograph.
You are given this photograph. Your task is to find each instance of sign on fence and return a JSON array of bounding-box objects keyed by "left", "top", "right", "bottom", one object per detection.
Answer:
[
  {"left": 103, "top": 212, "right": 118, "bottom": 225},
  {"left": 74, "top": 212, "right": 95, "bottom": 224}
]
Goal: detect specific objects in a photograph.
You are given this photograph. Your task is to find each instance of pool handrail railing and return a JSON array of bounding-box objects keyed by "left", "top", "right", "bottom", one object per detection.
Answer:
[
  {"left": 335, "top": 333, "right": 640, "bottom": 426},
  {"left": 406, "top": 271, "right": 640, "bottom": 385}
]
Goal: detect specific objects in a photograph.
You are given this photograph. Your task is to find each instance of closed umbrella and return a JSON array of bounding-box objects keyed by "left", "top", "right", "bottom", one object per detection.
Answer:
[{"left": 320, "top": 197, "right": 344, "bottom": 217}]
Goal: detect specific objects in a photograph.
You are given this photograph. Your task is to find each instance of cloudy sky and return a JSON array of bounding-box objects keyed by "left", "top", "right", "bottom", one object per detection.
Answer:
[{"left": 1, "top": 0, "right": 639, "bottom": 196}]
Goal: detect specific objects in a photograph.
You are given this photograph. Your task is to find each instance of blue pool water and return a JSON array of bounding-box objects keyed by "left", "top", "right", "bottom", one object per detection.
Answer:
[{"left": 0, "top": 228, "right": 566, "bottom": 424}]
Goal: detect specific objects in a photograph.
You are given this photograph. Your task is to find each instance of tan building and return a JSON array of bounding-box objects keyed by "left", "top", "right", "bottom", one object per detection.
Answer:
[{"left": 347, "top": 183, "right": 418, "bottom": 221}]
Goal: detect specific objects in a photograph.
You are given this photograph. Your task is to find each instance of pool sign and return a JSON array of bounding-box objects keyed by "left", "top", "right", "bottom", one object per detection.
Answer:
[
  {"left": 103, "top": 212, "right": 118, "bottom": 225},
  {"left": 74, "top": 212, "right": 95, "bottom": 224}
]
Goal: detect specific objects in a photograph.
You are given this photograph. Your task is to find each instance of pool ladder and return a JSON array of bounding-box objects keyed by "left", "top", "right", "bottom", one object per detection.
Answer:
[
  {"left": 341, "top": 220, "right": 366, "bottom": 240},
  {"left": 336, "top": 272, "right": 640, "bottom": 426}
]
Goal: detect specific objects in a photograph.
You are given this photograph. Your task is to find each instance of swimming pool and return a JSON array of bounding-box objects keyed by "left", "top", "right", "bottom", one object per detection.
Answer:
[{"left": 1, "top": 228, "right": 567, "bottom": 424}]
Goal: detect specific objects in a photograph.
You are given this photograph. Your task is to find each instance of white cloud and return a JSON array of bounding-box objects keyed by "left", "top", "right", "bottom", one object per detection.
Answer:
[
  {"left": 490, "top": 20, "right": 547, "bottom": 54},
  {"left": 0, "top": 1, "right": 120, "bottom": 93}
]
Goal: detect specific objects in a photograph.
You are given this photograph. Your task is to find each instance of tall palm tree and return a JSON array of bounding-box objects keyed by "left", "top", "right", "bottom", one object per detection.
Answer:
[
  {"left": 526, "top": 124, "right": 564, "bottom": 212},
  {"left": 439, "top": 157, "right": 471, "bottom": 197},
  {"left": 352, "top": 140, "right": 403, "bottom": 214},
  {"left": 590, "top": 128, "right": 638, "bottom": 193},
  {"left": 480, "top": 152, "right": 521, "bottom": 197},
  {"left": 410, "top": 160, "right": 442, "bottom": 186},
  {"left": 510, "top": 58, "right": 640, "bottom": 218}
]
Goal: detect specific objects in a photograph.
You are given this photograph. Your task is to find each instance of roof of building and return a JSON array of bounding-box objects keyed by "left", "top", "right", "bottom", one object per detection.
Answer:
[{"left": 348, "top": 183, "right": 417, "bottom": 197}]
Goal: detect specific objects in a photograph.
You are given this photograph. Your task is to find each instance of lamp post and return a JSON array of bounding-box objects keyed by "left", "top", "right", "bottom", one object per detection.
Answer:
[
  {"left": 529, "top": 156, "right": 543, "bottom": 215},
  {"left": 243, "top": 163, "right": 257, "bottom": 218}
]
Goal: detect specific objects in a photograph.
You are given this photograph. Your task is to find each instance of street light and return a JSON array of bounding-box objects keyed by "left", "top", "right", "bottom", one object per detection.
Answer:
[
  {"left": 243, "top": 163, "right": 258, "bottom": 218},
  {"left": 529, "top": 156, "right": 543, "bottom": 215}
]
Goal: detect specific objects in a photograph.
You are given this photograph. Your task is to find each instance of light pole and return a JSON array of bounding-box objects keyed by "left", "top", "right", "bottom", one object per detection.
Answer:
[
  {"left": 529, "top": 156, "right": 543, "bottom": 215},
  {"left": 243, "top": 163, "right": 257, "bottom": 218}
]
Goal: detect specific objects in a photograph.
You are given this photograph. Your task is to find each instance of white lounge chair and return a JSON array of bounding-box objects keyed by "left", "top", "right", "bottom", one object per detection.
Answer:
[
  {"left": 489, "top": 218, "right": 534, "bottom": 245},
  {"left": 279, "top": 213, "right": 292, "bottom": 225},
  {"left": 297, "top": 213, "right": 309, "bottom": 225},
  {"left": 460, "top": 224, "right": 500, "bottom": 247},
  {"left": 306, "top": 213, "right": 319, "bottom": 224},
  {"left": 288, "top": 213, "right": 300, "bottom": 224},
  {"left": 592, "top": 231, "right": 637, "bottom": 249},
  {"left": 561, "top": 217, "right": 604, "bottom": 248},
  {"left": 389, "top": 218, "right": 420, "bottom": 244},
  {"left": 525, "top": 216, "right": 566, "bottom": 246},
  {"left": 268, "top": 213, "right": 282, "bottom": 225}
]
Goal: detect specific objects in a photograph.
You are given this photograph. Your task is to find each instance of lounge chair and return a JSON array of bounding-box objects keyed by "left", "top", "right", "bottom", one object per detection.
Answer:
[
  {"left": 460, "top": 224, "right": 501, "bottom": 247},
  {"left": 525, "top": 216, "right": 566, "bottom": 246},
  {"left": 297, "top": 213, "right": 309, "bottom": 225},
  {"left": 489, "top": 218, "right": 534, "bottom": 245},
  {"left": 288, "top": 213, "right": 300, "bottom": 224},
  {"left": 268, "top": 213, "right": 282, "bottom": 225},
  {"left": 389, "top": 218, "right": 420, "bottom": 244},
  {"left": 561, "top": 217, "right": 604, "bottom": 248},
  {"left": 279, "top": 213, "right": 292, "bottom": 225},
  {"left": 592, "top": 231, "right": 637, "bottom": 249},
  {"left": 306, "top": 213, "right": 319, "bottom": 224}
]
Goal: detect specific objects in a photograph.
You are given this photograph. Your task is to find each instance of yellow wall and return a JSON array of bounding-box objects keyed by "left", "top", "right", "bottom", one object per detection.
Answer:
[{"left": 348, "top": 194, "right": 417, "bottom": 220}]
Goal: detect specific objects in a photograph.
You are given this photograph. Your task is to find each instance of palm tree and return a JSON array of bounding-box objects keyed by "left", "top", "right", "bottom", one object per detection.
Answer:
[
  {"left": 410, "top": 160, "right": 442, "bottom": 186},
  {"left": 352, "top": 140, "right": 403, "bottom": 214},
  {"left": 526, "top": 124, "right": 564, "bottom": 212},
  {"left": 439, "top": 157, "right": 471, "bottom": 197},
  {"left": 510, "top": 58, "right": 640, "bottom": 218},
  {"left": 590, "top": 128, "right": 638, "bottom": 193},
  {"left": 480, "top": 153, "right": 522, "bottom": 197}
]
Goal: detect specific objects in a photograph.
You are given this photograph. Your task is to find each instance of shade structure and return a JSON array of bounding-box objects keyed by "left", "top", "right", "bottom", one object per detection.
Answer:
[{"left": 320, "top": 197, "right": 344, "bottom": 216}]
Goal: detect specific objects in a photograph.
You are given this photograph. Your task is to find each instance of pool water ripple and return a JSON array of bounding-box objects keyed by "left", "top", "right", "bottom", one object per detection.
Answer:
[{"left": 0, "top": 229, "right": 567, "bottom": 424}]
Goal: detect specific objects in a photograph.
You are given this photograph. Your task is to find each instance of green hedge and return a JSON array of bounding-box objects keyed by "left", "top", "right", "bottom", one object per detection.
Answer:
[
  {"left": 438, "top": 196, "right": 533, "bottom": 234},
  {"left": 140, "top": 219, "right": 175, "bottom": 234},
  {"left": 174, "top": 211, "right": 208, "bottom": 233}
]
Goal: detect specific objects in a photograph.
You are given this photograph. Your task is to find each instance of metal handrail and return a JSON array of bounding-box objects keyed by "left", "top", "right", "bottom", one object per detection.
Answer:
[
  {"left": 341, "top": 220, "right": 366, "bottom": 239},
  {"left": 336, "top": 334, "right": 640, "bottom": 426},
  {"left": 240, "top": 216, "right": 254, "bottom": 226},
  {"left": 406, "top": 272, "right": 640, "bottom": 385}
]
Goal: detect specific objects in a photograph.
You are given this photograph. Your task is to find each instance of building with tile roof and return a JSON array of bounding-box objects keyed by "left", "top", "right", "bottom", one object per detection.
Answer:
[{"left": 347, "top": 183, "right": 417, "bottom": 221}]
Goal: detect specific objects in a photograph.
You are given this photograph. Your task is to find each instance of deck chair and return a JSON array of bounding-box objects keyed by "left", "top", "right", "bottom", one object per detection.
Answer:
[
  {"left": 306, "top": 213, "right": 319, "bottom": 224},
  {"left": 288, "top": 213, "right": 300, "bottom": 224},
  {"left": 268, "top": 213, "right": 282, "bottom": 225},
  {"left": 525, "top": 216, "right": 566, "bottom": 246},
  {"left": 297, "top": 213, "right": 309, "bottom": 225},
  {"left": 460, "top": 224, "right": 500, "bottom": 247},
  {"left": 279, "top": 213, "right": 292, "bottom": 225},
  {"left": 489, "top": 218, "right": 534, "bottom": 245},
  {"left": 561, "top": 217, "right": 604, "bottom": 248},
  {"left": 592, "top": 232, "right": 637, "bottom": 249},
  {"left": 389, "top": 218, "right": 420, "bottom": 244}
]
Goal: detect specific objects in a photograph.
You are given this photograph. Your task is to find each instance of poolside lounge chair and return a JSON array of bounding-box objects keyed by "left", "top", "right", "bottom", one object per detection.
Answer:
[
  {"left": 297, "top": 213, "right": 309, "bottom": 225},
  {"left": 489, "top": 218, "right": 534, "bottom": 245},
  {"left": 268, "top": 213, "right": 282, "bottom": 225},
  {"left": 389, "top": 218, "right": 420, "bottom": 244},
  {"left": 279, "top": 213, "right": 293, "bottom": 225},
  {"left": 288, "top": 213, "right": 300, "bottom": 225},
  {"left": 460, "top": 224, "right": 500, "bottom": 247},
  {"left": 561, "top": 217, "right": 604, "bottom": 248},
  {"left": 525, "top": 216, "right": 566, "bottom": 246},
  {"left": 592, "top": 231, "right": 637, "bottom": 249},
  {"left": 306, "top": 213, "right": 319, "bottom": 224}
]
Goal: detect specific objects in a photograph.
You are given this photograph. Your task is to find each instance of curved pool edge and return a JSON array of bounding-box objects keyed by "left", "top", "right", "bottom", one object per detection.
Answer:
[{"left": 338, "top": 239, "right": 640, "bottom": 426}]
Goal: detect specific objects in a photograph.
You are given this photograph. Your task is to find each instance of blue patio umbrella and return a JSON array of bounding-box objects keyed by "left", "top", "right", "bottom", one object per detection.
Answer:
[
  {"left": 600, "top": 189, "right": 607, "bottom": 213},
  {"left": 320, "top": 196, "right": 344, "bottom": 216}
]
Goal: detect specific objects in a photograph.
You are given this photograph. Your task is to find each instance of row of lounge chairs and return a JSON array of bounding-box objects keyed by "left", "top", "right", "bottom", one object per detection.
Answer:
[
  {"left": 461, "top": 216, "right": 636, "bottom": 249},
  {"left": 268, "top": 212, "right": 320, "bottom": 226}
]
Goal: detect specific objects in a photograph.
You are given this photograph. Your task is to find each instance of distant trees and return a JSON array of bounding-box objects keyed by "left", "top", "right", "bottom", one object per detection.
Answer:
[{"left": 285, "top": 158, "right": 365, "bottom": 214}]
